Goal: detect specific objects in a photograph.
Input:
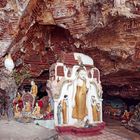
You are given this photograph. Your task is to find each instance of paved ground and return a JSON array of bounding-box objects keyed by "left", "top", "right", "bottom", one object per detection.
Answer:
[
  {"left": 0, "top": 119, "right": 139, "bottom": 140},
  {"left": 58, "top": 118, "right": 140, "bottom": 140},
  {"left": 0, "top": 120, "right": 58, "bottom": 140},
  {"left": 58, "top": 129, "right": 129, "bottom": 140}
]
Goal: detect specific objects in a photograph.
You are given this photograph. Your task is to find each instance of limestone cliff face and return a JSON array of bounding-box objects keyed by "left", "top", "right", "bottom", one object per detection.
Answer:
[{"left": 0, "top": 0, "right": 140, "bottom": 99}]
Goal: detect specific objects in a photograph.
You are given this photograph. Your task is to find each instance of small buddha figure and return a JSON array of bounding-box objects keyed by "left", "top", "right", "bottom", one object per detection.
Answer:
[
  {"left": 13, "top": 92, "right": 23, "bottom": 111},
  {"left": 32, "top": 102, "right": 42, "bottom": 118},
  {"left": 14, "top": 104, "right": 21, "bottom": 118},
  {"left": 46, "top": 101, "right": 52, "bottom": 113},
  {"left": 17, "top": 92, "right": 21, "bottom": 100},
  {"left": 45, "top": 101, "right": 53, "bottom": 120},
  {"left": 91, "top": 96, "right": 98, "bottom": 121},
  {"left": 61, "top": 95, "right": 68, "bottom": 124},
  {"left": 96, "top": 103, "right": 101, "bottom": 121},
  {"left": 24, "top": 101, "right": 31, "bottom": 113},
  {"left": 121, "top": 110, "right": 130, "bottom": 123},
  {"left": 57, "top": 102, "right": 62, "bottom": 125},
  {"left": 31, "top": 80, "right": 38, "bottom": 97}
]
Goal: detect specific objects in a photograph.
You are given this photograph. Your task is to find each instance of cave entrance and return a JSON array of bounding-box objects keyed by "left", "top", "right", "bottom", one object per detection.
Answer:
[
  {"left": 103, "top": 85, "right": 140, "bottom": 133},
  {"left": 102, "top": 84, "right": 140, "bottom": 125},
  {"left": 11, "top": 24, "right": 75, "bottom": 122},
  {"left": 15, "top": 23, "right": 75, "bottom": 94},
  {"left": 20, "top": 69, "right": 49, "bottom": 100}
]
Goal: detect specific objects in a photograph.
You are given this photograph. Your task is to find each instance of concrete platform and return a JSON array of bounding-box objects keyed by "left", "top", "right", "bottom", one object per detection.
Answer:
[{"left": 0, "top": 120, "right": 58, "bottom": 140}]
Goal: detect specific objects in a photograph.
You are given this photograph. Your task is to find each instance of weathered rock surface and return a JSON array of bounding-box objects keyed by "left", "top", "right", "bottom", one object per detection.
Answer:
[
  {"left": 0, "top": 0, "right": 140, "bottom": 99},
  {"left": 0, "top": 68, "right": 17, "bottom": 119}
]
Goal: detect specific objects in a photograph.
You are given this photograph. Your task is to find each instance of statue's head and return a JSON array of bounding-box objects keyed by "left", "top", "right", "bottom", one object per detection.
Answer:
[
  {"left": 36, "top": 102, "right": 39, "bottom": 106},
  {"left": 31, "top": 80, "right": 35, "bottom": 85},
  {"left": 77, "top": 67, "right": 87, "bottom": 80},
  {"left": 64, "top": 95, "right": 68, "bottom": 100}
]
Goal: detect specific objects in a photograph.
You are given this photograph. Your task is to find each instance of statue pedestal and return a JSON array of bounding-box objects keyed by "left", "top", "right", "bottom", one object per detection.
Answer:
[
  {"left": 55, "top": 122, "right": 105, "bottom": 136},
  {"left": 48, "top": 52, "right": 105, "bottom": 135}
]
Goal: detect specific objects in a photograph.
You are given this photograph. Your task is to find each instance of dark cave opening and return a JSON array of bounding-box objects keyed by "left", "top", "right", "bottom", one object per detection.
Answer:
[{"left": 102, "top": 85, "right": 140, "bottom": 122}]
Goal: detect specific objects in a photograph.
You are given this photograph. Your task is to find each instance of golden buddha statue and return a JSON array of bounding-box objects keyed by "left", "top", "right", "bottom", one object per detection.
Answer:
[
  {"left": 72, "top": 69, "right": 88, "bottom": 121},
  {"left": 24, "top": 101, "right": 31, "bottom": 112},
  {"left": 96, "top": 103, "right": 100, "bottom": 121},
  {"left": 91, "top": 96, "right": 99, "bottom": 121},
  {"left": 32, "top": 103, "right": 41, "bottom": 117},
  {"left": 31, "top": 80, "right": 38, "bottom": 97},
  {"left": 14, "top": 104, "right": 21, "bottom": 118},
  {"left": 17, "top": 92, "right": 21, "bottom": 100},
  {"left": 62, "top": 95, "right": 68, "bottom": 124},
  {"left": 46, "top": 102, "right": 52, "bottom": 113}
]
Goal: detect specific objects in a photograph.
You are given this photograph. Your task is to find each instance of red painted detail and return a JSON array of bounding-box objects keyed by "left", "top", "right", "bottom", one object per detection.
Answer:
[
  {"left": 38, "top": 100, "right": 43, "bottom": 108},
  {"left": 57, "top": 66, "right": 64, "bottom": 76},
  {"left": 55, "top": 122, "right": 105, "bottom": 136},
  {"left": 61, "top": 52, "right": 78, "bottom": 65}
]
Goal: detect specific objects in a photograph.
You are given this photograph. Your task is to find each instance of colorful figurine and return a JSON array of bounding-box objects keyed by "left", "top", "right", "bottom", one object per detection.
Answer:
[
  {"left": 13, "top": 92, "right": 23, "bottom": 111},
  {"left": 57, "top": 102, "right": 62, "bottom": 125},
  {"left": 46, "top": 102, "right": 52, "bottom": 113},
  {"left": 72, "top": 68, "right": 88, "bottom": 123},
  {"left": 91, "top": 96, "right": 99, "bottom": 121},
  {"left": 121, "top": 110, "right": 130, "bottom": 123},
  {"left": 32, "top": 102, "right": 42, "bottom": 118},
  {"left": 14, "top": 104, "right": 21, "bottom": 119},
  {"left": 24, "top": 101, "right": 31, "bottom": 113},
  {"left": 31, "top": 80, "right": 38, "bottom": 97},
  {"left": 61, "top": 95, "right": 68, "bottom": 124}
]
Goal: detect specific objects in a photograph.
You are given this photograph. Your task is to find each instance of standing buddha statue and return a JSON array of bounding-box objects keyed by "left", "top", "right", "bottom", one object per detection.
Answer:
[{"left": 31, "top": 80, "right": 38, "bottom": 97}]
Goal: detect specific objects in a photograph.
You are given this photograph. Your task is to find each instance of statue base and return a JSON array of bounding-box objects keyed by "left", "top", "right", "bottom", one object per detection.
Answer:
[{"left": 55, "top": 122, "right": 105, "bottom": 136}]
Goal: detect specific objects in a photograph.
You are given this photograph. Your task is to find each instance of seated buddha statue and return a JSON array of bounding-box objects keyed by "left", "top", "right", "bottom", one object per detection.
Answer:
[
  {"left": 24, "top": 101, "right": 31, "bottom": 113},
  {"left": 46, "top": 102, "right": 52, "bottom": 113},
  {"left": 32, "top": 103, "right": 42, "bottom": 118},
  {"left": 14, "top": 104, "right": 21, "bottom": 118}
]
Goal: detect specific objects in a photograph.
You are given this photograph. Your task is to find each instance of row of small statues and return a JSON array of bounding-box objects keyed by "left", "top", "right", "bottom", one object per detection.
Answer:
[
  {"left": 103, "top": 101, "right": 140, "bottom": 134},
  {"left": 13, "top": 80, "right": 53, "bottom": 120},
  {"left": 119, "top": 103, "right": 140, "bottom": 134},
  {"left": 13, "top": 93, "right": 52, "bottom": 120},
  {"left": 57, "top": 95, "right": 101, "bottom": 125},
  {"left": 14, "top": 102, "right": 43, "bottom": 119}
]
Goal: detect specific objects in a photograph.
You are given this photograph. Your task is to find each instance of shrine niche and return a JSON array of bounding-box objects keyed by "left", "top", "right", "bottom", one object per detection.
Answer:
[{"left": 47, "top": 52, "right": 104, "bottom": 135}]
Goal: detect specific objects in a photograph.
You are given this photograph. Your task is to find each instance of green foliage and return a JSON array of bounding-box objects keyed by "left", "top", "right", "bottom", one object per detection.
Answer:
[{"left": 12, "top": 67, "right": 31, "bottom": 85}]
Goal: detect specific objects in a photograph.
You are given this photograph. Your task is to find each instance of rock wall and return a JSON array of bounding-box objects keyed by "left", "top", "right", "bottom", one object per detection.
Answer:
[
  {"left": 0, "top": 0, "right": 140, "bottom": 100},
  {"left": 0, "top": 68, "right": 17, "bottom": 119}
]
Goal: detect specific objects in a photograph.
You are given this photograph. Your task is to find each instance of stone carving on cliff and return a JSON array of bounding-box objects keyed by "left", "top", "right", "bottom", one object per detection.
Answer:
[
  {"left": 0, "top": 0, "right": 140, "bottom": 102},
  {"left": 111, "top": 0, "right": 140, "bottom": 18},
  {"left": 0, "top": 0, "right": 30, "bottom": 57}
]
